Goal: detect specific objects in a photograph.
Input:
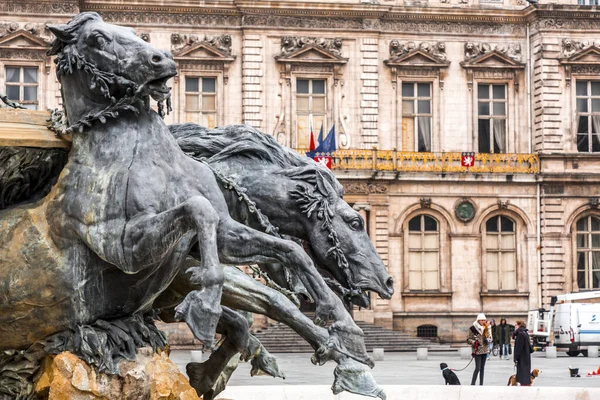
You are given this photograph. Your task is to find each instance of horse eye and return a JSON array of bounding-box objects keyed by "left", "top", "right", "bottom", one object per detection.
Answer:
[
  {"left": 350, "top": 219, "right": 362, "bottom": 230},
  {"left": 96, "top": 36, "right": 107, "bottom": 48}
]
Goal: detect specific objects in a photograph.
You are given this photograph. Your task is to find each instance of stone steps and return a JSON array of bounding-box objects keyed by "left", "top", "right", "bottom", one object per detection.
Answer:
[{"left": 253, "top": 320, "right": 455, "bottom": 353}]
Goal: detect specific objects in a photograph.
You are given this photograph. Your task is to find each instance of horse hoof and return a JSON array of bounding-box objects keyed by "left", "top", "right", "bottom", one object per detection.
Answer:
[{"left": 186, "top": 361, "right": 214, "bottom": 396}]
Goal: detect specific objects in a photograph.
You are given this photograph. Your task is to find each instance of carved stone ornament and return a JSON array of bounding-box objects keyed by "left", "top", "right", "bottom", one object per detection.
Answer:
[
  {"left": 455, "top": 198, "right": 476, "bottom": 223},
  {"left": 559, "top": 44, "right": 600, "bottom": 87},
  {"left": 171, "top": 33, "right": 233, "bottom": 56},
  {"left": 280, "top": 36, "right": 343, "bottom": 57},
  {"left": 497, "top": 199, "right": 510, "bottom": 209},
  {"left": 389, "top": 40, "right": 447, "bottom": 61},
  {"left": 420, "top": 197, "right": 432, "bottom": 208},
  {"left": 461, "top": 47, "right": 525, "bottom": 91},
  {"left": 589, "top": 198, "right": 600, "bottom": 209},
  {"left": 139, "top": 32, "right": 150, "bottom": 42},
  {"left": 464, "top": 42, "right": 522, "bottom": 62},
  {"left": 342, "top": 181, "right": 388, "bottom": 195}
]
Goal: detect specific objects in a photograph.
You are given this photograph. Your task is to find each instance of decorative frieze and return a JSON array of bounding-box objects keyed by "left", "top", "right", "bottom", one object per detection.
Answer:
[
  {"left": 280, "top": 36, "right": 343, "bottom": 57},
  {"left": 101, "top": 12, "right": 240, "bottom": 27},
  {"left": 389, "top": 41, "right": 446, "bottom": 61},
  {"left": 0, "top": 2, "right": 78, "bottom": 15},
  {"left": 464, "top": 42, "right": 522, "bottom": 62},
  {"left": 342, "top": 181, "right": 388, "bottom": 195}
]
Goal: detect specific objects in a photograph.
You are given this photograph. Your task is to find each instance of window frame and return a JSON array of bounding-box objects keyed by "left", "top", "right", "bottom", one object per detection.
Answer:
[
  {"left": 293, "top": 75, "right": 331, "bottom": 150},
  {"left": 574, "top": 79, "right": 600, "bottom": 153},
  {"left": 477, "top": 83, "right": 508, "bottom": 154},
  {"left": 573, "top": 214, "right": 600, "bottom": 290},
  {"left": 3, "top": 64, "right": 40, "bottom": 110},
  {"left": 405, "top": 214, "right": 441, "bottom": 292},
  {"left": 401, "top": 81, "right": 433, "bottom": 152},
  {"left": 481, "top": 214, "right": 518, "bottom": 292},
  {"left": 183, "top": 75, "right": 218, "bottom": 128}
]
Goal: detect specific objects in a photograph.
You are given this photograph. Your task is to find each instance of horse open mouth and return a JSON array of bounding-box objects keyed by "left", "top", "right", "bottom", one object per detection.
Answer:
[{"left": 146, "top": 73, "right": 175, "bottom": 101}]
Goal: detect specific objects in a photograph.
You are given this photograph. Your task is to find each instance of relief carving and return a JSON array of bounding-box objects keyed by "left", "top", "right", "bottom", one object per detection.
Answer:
[
  {"left": 171, "top": 33, "right": 232, "bottom": 56},
  {"left": 389, "top": 40, "right": 447, "bottom": 61},
  {"left": 562, "top": 38, "right": 596, "bottom": 58},
  {"left": 0, "top": 23, "right": 53, "bottom": 42},
  {"left": 0, "top": 2, "right": 78, "bottom": 15},
  {"left": 464, "top": 42, "right": 522, "bottom": 62},
  {"left": 280, "top": 36, "right": 343, "bottom": 56},
  {"left": 343, "top": 182, "right": 368, "bottom": 194}
]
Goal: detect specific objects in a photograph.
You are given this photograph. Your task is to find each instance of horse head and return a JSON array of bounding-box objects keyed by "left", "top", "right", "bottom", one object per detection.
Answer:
[
  {"left": 286, "top": 166, "right": 394, "bottom": 306},
  {"left": 47, "top": 12, "right": 176, "bottom": 129}
]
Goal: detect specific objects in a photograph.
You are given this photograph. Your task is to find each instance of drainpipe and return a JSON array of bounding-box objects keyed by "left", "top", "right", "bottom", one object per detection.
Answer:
[
  {"left": 527, "top": 22, "right": 532, "bottom": 154},
  {"left": 537, "top": 181, "right": 542, "bottom": 308}
]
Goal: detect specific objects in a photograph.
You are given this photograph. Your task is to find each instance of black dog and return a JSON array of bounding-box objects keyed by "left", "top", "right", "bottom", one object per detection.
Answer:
[{"left": 440, "top": 363, "right": 461, "bottom": 385}]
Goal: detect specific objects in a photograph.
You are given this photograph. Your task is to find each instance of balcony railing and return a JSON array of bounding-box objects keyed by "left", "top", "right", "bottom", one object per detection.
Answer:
[{"left": 298, "top": 149, "right": 539, "bottom": 174}]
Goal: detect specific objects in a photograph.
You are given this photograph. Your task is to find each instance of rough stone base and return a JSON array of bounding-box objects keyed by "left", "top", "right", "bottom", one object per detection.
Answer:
[{"left": 33, "top": 349, "right": 199, "bottom": 400}]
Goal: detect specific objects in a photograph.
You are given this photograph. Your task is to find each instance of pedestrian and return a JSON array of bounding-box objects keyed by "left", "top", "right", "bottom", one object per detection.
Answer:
[
  {"left": 513, "top": 320, "right": 534, "bottom": 386},
  {"left": 488, "top": 319, "right": 497, "bottom": 360},
  {"left": 495, "top": 318, "right": 513, "bottom": 360},
  {"left": 467, "top": 313, "right": 493, "bottom": 385}
]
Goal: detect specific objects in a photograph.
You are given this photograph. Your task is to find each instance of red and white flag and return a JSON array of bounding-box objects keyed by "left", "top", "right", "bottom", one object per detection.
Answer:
[
  {"left": 314, "top": 155, "right": 332, "bottom": 169},
  {"left": 308, "top": 116, "right": 316, "bottom": 151},
  {"left": 461, "top": 152, "right": 475, "bottom": 168}
]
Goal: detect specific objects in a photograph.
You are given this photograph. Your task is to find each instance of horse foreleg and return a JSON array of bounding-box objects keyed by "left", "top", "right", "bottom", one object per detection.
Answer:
[
  {"left": 217, "top": 218, "right": 347, "bottom": 327},
  {"left": 186, "top": 307, "right": 249, "bottom": 397},
  {"left": 123, "top": 197, "right": 223, "bottom": 345}
]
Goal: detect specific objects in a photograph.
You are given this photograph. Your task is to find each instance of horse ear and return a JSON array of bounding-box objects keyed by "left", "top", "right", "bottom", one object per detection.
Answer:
[
  {"left": 315, "top": 170, "right": 336, "bottom": 204},
  {"left": 47, "top": 24, "right": 73, "bottom": 43}
]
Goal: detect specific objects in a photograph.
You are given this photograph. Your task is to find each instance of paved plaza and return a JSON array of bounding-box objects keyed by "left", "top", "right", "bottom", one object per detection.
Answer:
[{"left": 171, "top": 349, "right": 600, "bottom": 388}]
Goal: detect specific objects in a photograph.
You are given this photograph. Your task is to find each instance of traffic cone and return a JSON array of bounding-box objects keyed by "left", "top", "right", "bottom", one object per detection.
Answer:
[
  {"left": 593, "top": 371, "right": 597, "bottom": 375},
  {"left": 597, "top": 366, "right": 600, "bottom": 374}
]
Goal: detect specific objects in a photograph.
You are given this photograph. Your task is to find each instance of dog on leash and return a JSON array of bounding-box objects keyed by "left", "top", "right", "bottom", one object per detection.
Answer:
[
  {"left": 440, "top": 362, "right": 461, "bottom": 385},
  {"left": 507, "top": 368, "right": 540, "bottom": 386}
]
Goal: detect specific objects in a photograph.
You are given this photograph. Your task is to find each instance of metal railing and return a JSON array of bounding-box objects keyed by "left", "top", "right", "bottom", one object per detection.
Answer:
[{"left": 298, "top": 149, "right": 539, "bottom": 174}]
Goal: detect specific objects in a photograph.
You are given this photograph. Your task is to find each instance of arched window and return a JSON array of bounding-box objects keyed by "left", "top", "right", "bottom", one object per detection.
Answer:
[
  {"left": 484, "top": 215, "right": 516, "bottom": 291},
  {"left": 408, "top": 215, "right": 439, "bottom": 290},
  {"left": 575, "top": 215, "right": 600, "bottom": 289}
]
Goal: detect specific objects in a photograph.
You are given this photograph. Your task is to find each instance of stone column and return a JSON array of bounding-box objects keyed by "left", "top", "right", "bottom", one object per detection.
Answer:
[{"left": 352, "top": 203, "right": 371, "bottom": 231}]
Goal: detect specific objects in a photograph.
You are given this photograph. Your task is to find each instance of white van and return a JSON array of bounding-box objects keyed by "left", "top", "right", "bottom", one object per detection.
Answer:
[{"left": 527, "top": 291, "right": 600, "bottom": 356}]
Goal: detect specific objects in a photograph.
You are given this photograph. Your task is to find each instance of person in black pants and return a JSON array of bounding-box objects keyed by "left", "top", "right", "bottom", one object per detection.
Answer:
[
  {"left": 467, "top": 313, "right": 493, "bottom": 385},
  {"left": 495, "top": 318, "right": 515, "bottom": 360},
  {"left": 513, "top": 320, "right": 534, "bottom": 386}
]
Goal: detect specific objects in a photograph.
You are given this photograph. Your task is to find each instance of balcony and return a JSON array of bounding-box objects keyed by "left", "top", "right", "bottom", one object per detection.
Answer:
[{"left": 299, "top": 149, "right": 540, "bottom": 174}]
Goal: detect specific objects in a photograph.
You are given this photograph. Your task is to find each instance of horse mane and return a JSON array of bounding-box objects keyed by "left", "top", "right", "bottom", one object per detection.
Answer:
[
  {"left": 47, "top": 12, "right": 102, "bottom": 57},
  {"left": 170, "top": 123, "right": 343, "bottom": 196}
]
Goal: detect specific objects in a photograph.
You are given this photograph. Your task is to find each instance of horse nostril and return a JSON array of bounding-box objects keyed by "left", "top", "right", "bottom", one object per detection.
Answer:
[
  {"left": 385, "top": 277, "right": 395, "bottom": 294},
  {"left": 151, "top": 54, "right": 162, "bottom": 64}
]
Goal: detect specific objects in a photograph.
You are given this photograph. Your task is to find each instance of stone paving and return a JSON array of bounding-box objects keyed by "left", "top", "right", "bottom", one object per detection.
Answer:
[{"left": 170, "top": 349, "right": 600, "bottom": 388}]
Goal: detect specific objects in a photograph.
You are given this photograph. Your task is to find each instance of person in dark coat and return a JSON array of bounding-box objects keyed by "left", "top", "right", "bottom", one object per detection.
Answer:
[
  {"left": 513, "top": 320, "right": 533, "bottom": 386},
  {"left": 495, "top": 318, "right": 515, "bottom": 360}
]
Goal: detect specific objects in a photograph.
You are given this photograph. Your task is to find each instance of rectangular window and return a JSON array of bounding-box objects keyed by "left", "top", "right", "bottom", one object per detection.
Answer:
[
  {"left": 575, "top": 80, "right": 600, "bottom": 153},
  {"left": 296, "top": 78, "right": 326, "bottom": 149},
  {"left": 478, "top": 83, "right": 507, "bottom": 153},
  {"left": 402, "top": 82, "right": 432, "bottom": 152},
  {"left": 407, "top": 215, "right": 439, "bottom": 291},
  {"left": 579, "top": 0, "right": 599, "bottom": 5},
  {"left": 5, "top": 66, "right": 38, "bottom": 110},
  {"left": 185, "top": 76, "right": 217, "bottom": 128}
]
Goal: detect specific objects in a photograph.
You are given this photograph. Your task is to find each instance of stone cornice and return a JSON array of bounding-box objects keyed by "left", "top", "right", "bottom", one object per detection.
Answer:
[{"left": 0, "top": 1, "right": 79, "bottom": 16}]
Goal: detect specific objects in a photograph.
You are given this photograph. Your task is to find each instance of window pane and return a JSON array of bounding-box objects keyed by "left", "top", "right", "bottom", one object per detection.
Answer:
[
  {"left": 492, "top": 119, "right": 506, "bottom": 153},
  {"left": 493, "top": 102, "right": 506, "bottom": 116},
  {"left": 593, "top": 99, "right": 600, "bottom": 113},
  {"left": 402, "top": 100, "right": 414, "bottom": 115},
  {"left": 312, "top": 97, "right": 325, "bottom": 111},
  {"left": 500, "top": 216, "right": 514, "bottom": 232},
  {"left": 408, "top": 216, "right": 421, "bottom": 231},
  {"left": 594, "top": 270, "right": 600, "bottom": 289},
  {"left": 424, "top": 271, "right": 439, "bottom": 290},
  {"left": 592, "top": 216, "right": 600, "bottom": 231},
  {"left": 23, "top": 68, "right": 37, "bottom": 84},
  {"left": 185, "top": 77, "right": 199, "bottom": 92},
  {"left": 502, "top": 269, "right": 516, "bottom": 290},
  {"left": 578, "top": 251, "right": 587, "bottom": 269},
  {"left": 402, "top": 82, "right": 414, "bottom": 97},
  {"left": 6, "top": 67, "right": 19, "bottom": 83},
  {"left": 593, "top": 234, "right": 600, "bottom": 248},
  {"left": 493, "top": 85, "right": 505, "bottom": 99},
  {"left": 417, "top": 100, "right": 430, "bottom": 114},
  {"left": 577, "top": 81, "right": 588, "bottom": 96},
  {"left": 486, "top": 217, "right": 498, "bottom": 232},
  {"left": 578, "top": 116, "right": 589, "bottom": 133},
  {"left": 592, "top": 132, "right": 600, "bottom": 152},
  {"left": 203, "top": 95, "right": 216, "bottom": 111},
  {"left": 408, "top": 233, "right": 421, "bottom": 248},
  {"left": 409, "top": 252, "right": 421, "bottom": 272},
  {"left": 577, "top": 234, "right": 588, "bottom": 248},
  {"left": 577, "top": 217, "right": 589, "bottom": 231},
  {"left": 203, "top": 113, "right": 216, "bottom": 129},
  {"left": 592, "top": 81, "right": 600, "bottom": 96},
  {"left": 312, "top": 80, "right": 325, "bottom": 94},
  {"left": 6, "top": 85, "right": 20, "bottom": 100},
  {"left": 578, "top": 133, "right": 590, "bottom": 152},
  {"left": 577, "top": 99, "right": 588, "bottom": 112},
  {"left": 423, "top": 234, "right": 438, "bottom": 248},
  {"left": 423, "top": 252, "right": 438, "bottom": 271},
  {"left": 478, "top": 102, "right": 490, "bottom": 116},
  {"left": 594, "top": 252, "right": 600, "bottom": 269},
  {"left": 424, "top": 216, "right": 437, "bottom": 231},
  {"left": 478, "top": 84, "right": 489, "bottom": 99},
  {"left": 578, "top": 269, "right": 586, "bottom": 289},
  {"left": 417, "top": 117, "right": 431, "bottom": 152},
  {"left": 478, "top": 119, "right": 490, "bottom": 153},
  {"left": 501, "top": 234, "right": 515, "bottom": 249},
  {"left": 409, "top": 271, "right": 421, "bottom": 290},
  {"left": 486, "top": 233, "right": 498, "bottom": 248},
  {"left": 202, "top": 78, "right": 216, "bottom": 93},
  {"left": 185, "top": 94, "right": 199, "bottom": 111},
  {"left": 417, "top": 83, "right": 430, "bottom": 97},
  {"left": 23, "top": 86, "right": 36, "bottom": 101},
  {"left": 297, "top": 79, "right": 309, "bottom": 94},
  {"left": 297, "top": 97, "right": 309, "bottom": 111}
]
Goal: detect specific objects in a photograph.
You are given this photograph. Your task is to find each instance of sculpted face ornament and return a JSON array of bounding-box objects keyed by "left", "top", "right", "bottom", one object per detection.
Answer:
[{"left": 47, "top": 12, "right": 177, "bottom": 133}]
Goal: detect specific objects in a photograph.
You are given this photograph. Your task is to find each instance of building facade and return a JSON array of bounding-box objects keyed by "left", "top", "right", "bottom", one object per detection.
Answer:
[{"left": 2, "top": 0, "right": 600, "bottom": 342}]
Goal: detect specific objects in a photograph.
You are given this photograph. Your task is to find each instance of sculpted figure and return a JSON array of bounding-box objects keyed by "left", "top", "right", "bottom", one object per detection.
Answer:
[{"left": 0, "top": 12, "right": 369, "bottom": 397}]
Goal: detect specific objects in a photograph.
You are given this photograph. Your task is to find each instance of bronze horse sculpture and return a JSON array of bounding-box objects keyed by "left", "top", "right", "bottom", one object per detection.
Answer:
[{"left": 0, "top": 12, "right": 371, "bottom": 396}]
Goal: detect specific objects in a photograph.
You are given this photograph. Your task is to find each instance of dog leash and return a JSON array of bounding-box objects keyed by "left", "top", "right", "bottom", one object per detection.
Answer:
[{"left": 451, "top": 357, "right": 474, "bottom": 372}]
